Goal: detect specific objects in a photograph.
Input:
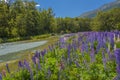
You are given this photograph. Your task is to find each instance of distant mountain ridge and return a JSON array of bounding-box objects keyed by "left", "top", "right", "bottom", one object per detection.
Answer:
[{"left": 80, "top": 0, "right": 120, "bottom": 18}]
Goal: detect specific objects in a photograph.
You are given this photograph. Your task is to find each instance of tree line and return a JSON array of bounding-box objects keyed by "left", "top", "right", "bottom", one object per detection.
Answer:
[
  {"left": 0, "top": 0, "right": 120, "bottom": 39},
  {"left": 0, "top": 0, "right": 55, "bottom": 39}
]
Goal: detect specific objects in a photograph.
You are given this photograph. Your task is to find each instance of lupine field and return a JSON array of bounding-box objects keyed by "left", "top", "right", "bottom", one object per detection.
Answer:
[{"left": 1, "top": 31, "right": 120, "bottom": 80}]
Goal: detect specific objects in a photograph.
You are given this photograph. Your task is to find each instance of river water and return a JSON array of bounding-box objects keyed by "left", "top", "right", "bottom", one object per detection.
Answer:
[{"left": 0, "top": 40, "right": 47, "bottom": 56}]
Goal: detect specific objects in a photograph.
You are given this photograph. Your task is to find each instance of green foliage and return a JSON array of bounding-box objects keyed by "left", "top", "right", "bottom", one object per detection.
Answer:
[
  {"left": 30, "top": 34, "right": 50, "bottom": 40},
  {"left": 56, "top": 17, "right": 92, "bottom": 33},
  {"left": 0, "top": 0, "right": 55, "bottom": 40},
  {"left": 0, "top": 38, "right": 3, "bottom": 43},
  {"left": 91, "top": 8, "right": 120, "bottom": 31}
]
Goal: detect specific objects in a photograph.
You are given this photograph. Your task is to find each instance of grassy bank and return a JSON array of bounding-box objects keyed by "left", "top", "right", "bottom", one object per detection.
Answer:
[
  {"left": 0, "top": 34, "right": 51, "bottom": 43},
  {"left": 0, "top": 36, "right": 59, "bottom": 72}
]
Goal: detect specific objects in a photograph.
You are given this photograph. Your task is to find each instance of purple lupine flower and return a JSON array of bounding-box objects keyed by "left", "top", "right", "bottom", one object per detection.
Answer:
[
  {"left": 83, "top": 59, "right": 88, "bottom": 69},
  {"left": 96, "top": 38, "right": 105, "bottom": 53},
  {"left": 113, "top": 76, "right": 120, "bottom": 80},
  {"left": 109, "top": 33, "right": 114, "bottom": 49},
  {"left": 90, "top": 48, "right": 95, "bottom": 63},
  {"left": 34, "top": 51, "right": 40, "bottom": 58},
  {"left": 35, "top": 57, "right": 41, "bottom": 70},
  {"left": 41, "top": 50, "right": 45, "bottom": 57},
  {"left": 96, "top": 44, "right": 100, "bottom": 53},
  {"left": 99, "top": 35, "right": 107, "bottom": 49},
  {"left": 103, "top": 38, "right": 107, "bottom": 50},
  {"left": 115, "top": 49, "right": 120, "bottom": 63},
  {"left": 74, "top": 61, "right": 80, "bottom": 67},
  {"left": 59, "top": 37, "right": 64, "bottom": 43},
  {"left": 81, "top": 42, "right": 88, "bottom": 56},
  {"left": 18, "top": 61, "right": 24, "bottom": 68},
  {"left": 48, "top": 45, "right": 51, "bottom": 51},
  {"left": 114, "top": 49, "right": 120, "bottom": 80},
  {"left": 24, "top": 60, "right": 33, "bottom": 80},
  {"left": 67, "top": 44, "right": 71, "bottom": 60},
  {"left": 107, "top": 49, "right": 111, "bottom": 60},
  {"left": 44, "top": 49, "right": 47, "bottom": 54},
  {"left": 6, "top": 64, "right": 10, "bottom": 73},
  {"left": 24, "top": 60, "right": 30, "bottom": 70},
  {"left": 59, "top": 61, "right": 64, "bottom": 70},
  {"left": 117, "top": 66, "right": 120, "bottom": 74},
  {"left": 47, "top": 68, "right": 51, "bottom": 78},
  {"left": 78, "top": 36, "right": 82, "bottom": 43},
  {"left": 90, "top": 42, "right": 94, "bottom": 50},
  {"left": 41, "top": 50, "right": 46, "bottom": 63},
  {"left": 32, "top": 56, "right": 37, "bottom": 69},
  {"left": 59, "top": 37, "right": 66, "bottom": 49},
  {"left": 72, "top": 40, "right": 77, "bottom": 51},
  {"left": 109, "top": 54, "right": 115, "bottom": 61},
  {"left": 0, "top": 73, "right": 2, "bottom": 80},
  {"left": 84, "top": 42, "right": 89, "bottom": 53},
  {"left": 81, "top": 42, "right": 85, "bottom": 52},
  {"left": 32, "top": 56, "right": 36, "bottom": 64},
  {"left": 115, "top": 49, "right": 120, "bottom": 74},
  {"left": 102, "top": 50, "right": 107, "bottom": 70}
]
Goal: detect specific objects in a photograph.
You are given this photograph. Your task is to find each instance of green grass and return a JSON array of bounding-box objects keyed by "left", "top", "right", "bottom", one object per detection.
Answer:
[
  {"left": 0, "top": 34, "right": 51, "bottom": 43},
  {"left": 116, "top": 41, "right": 120, "bottom": 48}
]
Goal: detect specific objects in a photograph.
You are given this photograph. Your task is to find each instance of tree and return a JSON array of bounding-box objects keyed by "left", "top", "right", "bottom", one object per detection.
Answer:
[
  {"left": 91, "top": 8, "right": 120, "bottom": 31},
  {"left": 0, "top": 2, "right": 9, "bottom": 38}
]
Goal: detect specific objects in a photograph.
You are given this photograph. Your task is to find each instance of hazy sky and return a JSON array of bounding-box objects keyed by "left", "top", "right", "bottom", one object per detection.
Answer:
[{"left": 35, "top": 0, "right": 115, "bottom": 17}]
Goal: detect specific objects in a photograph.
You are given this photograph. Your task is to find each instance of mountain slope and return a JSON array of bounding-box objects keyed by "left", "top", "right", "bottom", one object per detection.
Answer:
[{"left": 80, "top": 0, "right": 120, "bottom": 18}]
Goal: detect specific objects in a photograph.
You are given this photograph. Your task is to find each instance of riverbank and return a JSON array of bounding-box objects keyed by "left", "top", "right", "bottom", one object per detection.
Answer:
[
  {"left": 0, "top": 34, "right": 51, "bottom": 43},
  {"left": 0, "top": 36, "right": 59, "bottom": 72},
  {"left": 0, "top": 41, "right": 47, "bottom": 56}
]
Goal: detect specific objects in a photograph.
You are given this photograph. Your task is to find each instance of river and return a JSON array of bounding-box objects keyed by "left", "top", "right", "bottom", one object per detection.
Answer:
[{"left": 0, "top": 40, "right": 47, "bottom": 62}]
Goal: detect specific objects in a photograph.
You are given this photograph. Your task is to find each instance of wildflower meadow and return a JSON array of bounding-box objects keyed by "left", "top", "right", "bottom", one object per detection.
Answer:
[{"left": 1, "top": 31, "right": 120, "bottom": 80}]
